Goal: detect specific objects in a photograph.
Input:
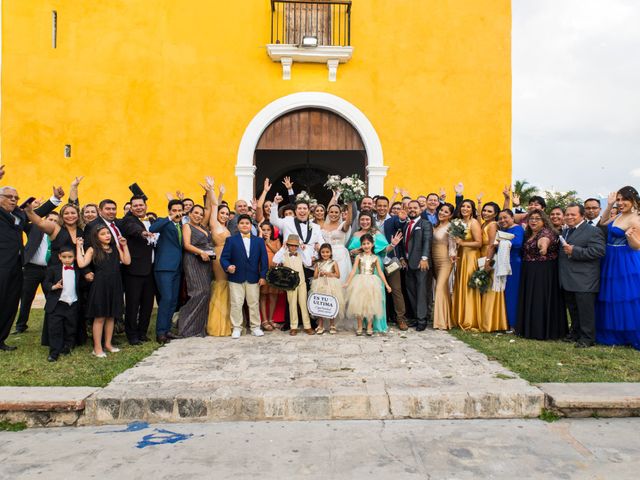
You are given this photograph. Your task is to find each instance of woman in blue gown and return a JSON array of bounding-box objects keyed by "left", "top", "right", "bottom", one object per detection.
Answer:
[
  {"left": 498, "top": 209, "right": 525, "bottom": 330},
  {"left": 347, "top": 212, "right": 394, "bottom": 332},
  {"left": 596, "top": 187, "right": 640, "bottom": 349}
]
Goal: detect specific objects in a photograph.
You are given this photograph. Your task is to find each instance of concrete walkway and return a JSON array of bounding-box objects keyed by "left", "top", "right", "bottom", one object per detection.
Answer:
[
  {"left": 83, "top": 328, "right": 544, "bottom": 424},
  {"left": 1, "top": 418, "right": 639, "bottom": 479}
]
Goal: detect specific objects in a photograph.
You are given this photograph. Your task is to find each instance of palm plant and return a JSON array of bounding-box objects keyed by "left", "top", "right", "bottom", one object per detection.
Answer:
[{"left": 513, "top": 179, "right": 539, "bottom": 205}]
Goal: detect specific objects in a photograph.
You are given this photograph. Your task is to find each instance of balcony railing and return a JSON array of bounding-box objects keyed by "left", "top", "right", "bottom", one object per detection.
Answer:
[{"left": 270, "top": 0, "right": 352, "bottom": 47}]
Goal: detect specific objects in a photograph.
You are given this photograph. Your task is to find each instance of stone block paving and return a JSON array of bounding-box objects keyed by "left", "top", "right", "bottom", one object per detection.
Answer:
[{"left": 83, "top": 329, "right": 544, "bottom": 424}]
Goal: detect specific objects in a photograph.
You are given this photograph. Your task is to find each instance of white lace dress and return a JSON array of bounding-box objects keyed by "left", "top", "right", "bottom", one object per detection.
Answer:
[{"left": 321, "top": 222, "right": 352, "bottom": 284}]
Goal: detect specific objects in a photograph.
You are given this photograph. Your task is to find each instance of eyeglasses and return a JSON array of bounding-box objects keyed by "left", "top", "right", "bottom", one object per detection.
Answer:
[
  {"left": 0, "top": 194, "right": 19, "bottom": 201},
  {"left": 529, "top": 217, "right": 542, "bottom": 222}
]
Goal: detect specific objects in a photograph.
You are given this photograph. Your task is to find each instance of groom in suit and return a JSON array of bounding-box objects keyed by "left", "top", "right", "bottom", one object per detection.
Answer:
[
  {"left": 149, "top": 199, "right": 184, "bottom": 344},
  {"left": 399, "top": 200, "right": 433, "bottom": 331},
  {"left": 220, "top": 214, "right": 269, "bottom": 339},
  {"left": 559, "top": 203, "right": 606, "bottom": 347}
]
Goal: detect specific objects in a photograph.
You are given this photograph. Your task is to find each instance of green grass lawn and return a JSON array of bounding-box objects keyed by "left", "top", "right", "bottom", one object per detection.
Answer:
[
  {"left": 450, "top": 329, "right": 640, "bottom": 383},
  {"left": 0, "top": 310, "right": 159, "bottom": 387}
]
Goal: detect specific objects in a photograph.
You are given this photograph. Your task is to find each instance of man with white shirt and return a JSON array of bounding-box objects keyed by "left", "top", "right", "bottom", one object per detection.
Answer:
[
  {"left": 0, "top": 182, "right": 63, "bottom": 351},
  {"left": 83, "top": 199, "right": 122, "bottom": 246},
  {"left": 584, "top": 198, "right": 602, "bottom": 226},
  {"left": 270, "top": 194, "right": 324, "bottom": 267},
  {"left": 13, "top": 212, "right": 60, "bottom": 334}
]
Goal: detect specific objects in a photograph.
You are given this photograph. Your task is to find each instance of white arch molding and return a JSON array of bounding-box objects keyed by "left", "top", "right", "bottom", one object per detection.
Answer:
[{"left": 235, "top": 92, "right": 388, "bottom": 201}]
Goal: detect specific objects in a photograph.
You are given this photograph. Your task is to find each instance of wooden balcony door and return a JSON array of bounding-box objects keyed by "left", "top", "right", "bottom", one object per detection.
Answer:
[{"left": 285, "top": 2, "right": 331, "bottom": 45}]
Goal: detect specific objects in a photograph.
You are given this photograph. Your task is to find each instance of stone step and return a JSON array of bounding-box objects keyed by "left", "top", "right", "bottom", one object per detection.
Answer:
[
  {"left": 539, "top": 383, "right": 640, "bottom": 418},
  {"left": 0, "top": 387, "right": 99, "bottom": 427},
  {"left": 80, "top": 331, "right": 545, "bottom": 424}
]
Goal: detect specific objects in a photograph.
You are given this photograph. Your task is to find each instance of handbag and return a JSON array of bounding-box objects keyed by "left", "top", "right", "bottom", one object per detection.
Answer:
[
  {"left": 384, "top": 257, "right": 402, "bottom": 275},
  {"left": 266, "top": 266, "right": 301, "bottom": 291}
]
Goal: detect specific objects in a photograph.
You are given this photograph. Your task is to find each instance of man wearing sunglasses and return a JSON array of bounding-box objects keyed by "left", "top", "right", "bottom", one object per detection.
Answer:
[{"left": 0, "top": 177, "right": 63, "bottom": 351}]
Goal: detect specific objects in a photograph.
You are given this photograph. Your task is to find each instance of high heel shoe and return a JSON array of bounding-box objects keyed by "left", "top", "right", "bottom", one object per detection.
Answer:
[
  {"left": 92, "top": 351, "right": 107, "bottom": 358},
  {"left": 366, "top": 326, "right": 373, "bottom": 336},
  {"left": 356, "top": 328, "right": 363, "bottom": 336}
]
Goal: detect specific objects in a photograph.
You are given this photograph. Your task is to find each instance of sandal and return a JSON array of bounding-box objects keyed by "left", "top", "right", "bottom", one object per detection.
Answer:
[
  {"left": 356, "top": 328, "right": 363, "bottom": 336},
  {"left": 261, "top": 322, "right": 274, "bottom": 332},
  {"left": 329, "top": 325, "right": 337, "bottom": 334},
  {"left": 366, "top": 326, "right": 373, "bottom": 336},
  {"left": 315, "top": 326, "right": 325, "bottom": 335}
]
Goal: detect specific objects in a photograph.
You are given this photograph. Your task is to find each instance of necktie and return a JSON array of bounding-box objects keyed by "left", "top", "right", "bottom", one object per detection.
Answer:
[
  {"left": 565, "top": 227, "right": 576, "bottom": 241},
  {"left": 45, "top": 235, "right": 52, "bottom": 264},
  {"left": 63, "top": 265, "right": 74, "bottom": 271},
  {"left": 175, "top": 223, "right": 183, "bottom": 245},
  {"left": 405, "top": 220, "right": 415, "bottom": 250},
  {"left": 110, "top": 222, "right": 121, "bottom": 240}
]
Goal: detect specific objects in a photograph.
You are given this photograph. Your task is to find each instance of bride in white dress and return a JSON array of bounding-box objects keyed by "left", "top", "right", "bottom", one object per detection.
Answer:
[{"left": 320, "top": 203, "right": 353, "bottom": 284}]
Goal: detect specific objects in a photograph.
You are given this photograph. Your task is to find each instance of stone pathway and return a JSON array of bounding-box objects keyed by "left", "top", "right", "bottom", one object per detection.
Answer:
[{"left": 83, "top": 328, "right": 543, "bottom": 424}]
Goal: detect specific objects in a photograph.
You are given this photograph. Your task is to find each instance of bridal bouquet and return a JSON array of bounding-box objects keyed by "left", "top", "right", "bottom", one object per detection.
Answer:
[
  {"left": 338, "top": 174, "right": 367, "bottom": 203},
  {"left": 448, "top": 219, "right": 467, "bottom": 239},
  {"left": 296, "top": 190, "right": 317, "bottom": 205},
  {"left": 324, "top": 175, "right": 342, "bottom": 191},
  {"left": 468, "top": 269, "right": 492, "bottom": 294}
]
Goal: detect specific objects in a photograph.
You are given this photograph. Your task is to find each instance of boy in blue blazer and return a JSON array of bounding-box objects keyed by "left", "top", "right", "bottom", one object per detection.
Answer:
[{"left": 220, "top": 214, "right": 269, "bottom": 339}]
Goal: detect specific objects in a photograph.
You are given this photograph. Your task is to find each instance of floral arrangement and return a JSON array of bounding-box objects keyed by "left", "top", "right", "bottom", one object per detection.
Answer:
[
  {"left": 448, "top": 219, "right": 468, "bottom": 239},
  {"left": 339, "top": 175, "right": 367, "bottom": 203},
  {"left": 468, "top": 269, "right": 492, "bottom": 294},
  {"left": 324, "top": 175, "right": 342, "bottom": 191},
  {"left": 295, "top": 190, "right": 317, "bottom": 205}
]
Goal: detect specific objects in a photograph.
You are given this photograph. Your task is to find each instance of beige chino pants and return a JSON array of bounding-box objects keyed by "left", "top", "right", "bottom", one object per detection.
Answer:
[{"left": 229, "top": 281, "right": 261, "bottom": 331}]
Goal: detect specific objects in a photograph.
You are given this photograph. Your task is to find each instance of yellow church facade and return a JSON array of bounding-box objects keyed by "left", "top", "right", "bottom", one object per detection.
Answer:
[{"left": 1, "top": 0, "right": 511, "bottom": 209}]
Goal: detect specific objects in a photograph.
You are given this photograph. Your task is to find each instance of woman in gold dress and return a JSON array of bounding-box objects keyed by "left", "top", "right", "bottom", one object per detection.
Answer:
[
  {"left": 432, "top": 203, "right": 457, "bottom": 330},
  {"left": 206, "top": 184, "right": 232, "bottom": 336},
  {"left": 479, "top": 202, "right": 508, "bottom": 332},
  {"left": 452, "top": 199, "right": 482, "bottom": 330}
]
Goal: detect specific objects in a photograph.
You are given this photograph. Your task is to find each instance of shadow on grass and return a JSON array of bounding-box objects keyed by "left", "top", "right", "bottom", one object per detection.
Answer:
[{"left": 0, "top": 310, "right": 160, "bottom": 387}]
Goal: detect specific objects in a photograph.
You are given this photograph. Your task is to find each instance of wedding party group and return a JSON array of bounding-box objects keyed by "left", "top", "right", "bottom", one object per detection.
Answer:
[{"left": 1, "top": 164, "right": 639, "bottom": 364}]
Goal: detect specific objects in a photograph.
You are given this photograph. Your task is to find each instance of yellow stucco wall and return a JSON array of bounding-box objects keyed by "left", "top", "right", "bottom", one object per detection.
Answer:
[{"left": 1, "top": 0, "right": 511, "bottom": 211}]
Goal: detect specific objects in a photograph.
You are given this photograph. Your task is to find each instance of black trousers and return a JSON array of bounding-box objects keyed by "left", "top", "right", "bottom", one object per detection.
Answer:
[
  {"left": 15, "top": 263, "right": 48, "bottom": 332},
  {"left": 48, "top": 302, "right": 78, "bottom": 357},
  {"left": 563, "top": 290, "right": 597, "bottom": 344},
  {"left": 0, "top": 260, "right": 24, "bottom": 345},
  {"left": 124, "top": 273, "right": 156, "bottom": 342}
]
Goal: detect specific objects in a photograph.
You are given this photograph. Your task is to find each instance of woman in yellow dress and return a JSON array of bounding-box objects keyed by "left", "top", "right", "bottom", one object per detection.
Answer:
[
  {"left": 479, "top": 202, "right": 508, "bottom": 332},
  {"left": 206, "top": 184, "right": 232, "bottom": 336},
  {"left": 432, "top": 202, "right": 457, "bottom": 330},
  {"left": 452, "top": 199, "right": 482, "bottom": 330}
]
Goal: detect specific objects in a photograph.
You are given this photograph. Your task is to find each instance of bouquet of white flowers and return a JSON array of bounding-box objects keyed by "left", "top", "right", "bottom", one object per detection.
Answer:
[
  {"left": 295, "top": 190, "right": 316, "bottom": 205},
  {"left": 324, "top": 175, "right": 342, "bottom": 191},
  {"left": 338, "top": 174, "right": 367, "bottom": 203},
  {"left": 448, "top": 218, "right": 467, "bottom": 239},
  {"left": 468, "top": 269, "right": 492, "bottom": 294}
]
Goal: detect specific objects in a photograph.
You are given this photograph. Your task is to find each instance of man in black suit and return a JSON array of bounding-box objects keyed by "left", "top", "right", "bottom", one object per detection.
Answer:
[
  {"left": 83, "top": 199, "right": 121, "bottom": 245},
  {"left": 0, "top": 184, "right": 63, "bottom": 350},
  {"left": 382, "top": 207, "right": 409, "bottom": 330},
  {"left": 119, "top": 195, "right": 156, "bottom": 345},
  {"left": 399, "top": 200, "right": 433, "bottom": 331},
  {"left": 559, "top": 203, "right": 606, "bottom": 348}
]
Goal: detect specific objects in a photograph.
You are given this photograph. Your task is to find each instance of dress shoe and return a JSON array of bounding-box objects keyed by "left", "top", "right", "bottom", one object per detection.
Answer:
[
  {"left": 289, "top": 329, "right": 298, "bottom": 336},
  {"left": 416, "top": 322, "right": 428, "bottom": 332},
  {"left": 0, "top": 344, "right": 17, "bottom": 351},
  {"left": 303, "top": 328, "right": 315, "bottom": 335},
  {"left": 397, "top": 320, "right": 409, "bottom": 331},
  {"left": 129, "top": 339, "right": 143, "bottom": 346},
  {"left": 166, "top": 332, "right": 183, "bottom": 340},
  {"left": 12, "top": 328, "right": 26, "bottom": 335},
  {"left": 156, "top": 335, "right": 170, "bottom": 344},
  {"left": 61, "top": 347, "right": 72, "bottom": 355},
  {"left": 406, "top": 320, "right": 417, "bottom": 328},
  {"left": 139, "top": 335, "right": 151, "bottom": 342},
  {"left": 575, "top": 341, "right": 594, "bottom": 348},
  {"left": 232, "top": 328, "right": 242, "bottom": 339},
  {"left": 47, "top": 355, "right": 58, "bottom": 362},
  {"left": 562, "top": 335, "right": 578, "bottom": 343}
]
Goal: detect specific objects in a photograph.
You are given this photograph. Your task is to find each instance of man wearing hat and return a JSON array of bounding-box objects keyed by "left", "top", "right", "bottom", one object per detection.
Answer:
[{"left": 273, "top": 234, "right": 314, "bottom": 336}]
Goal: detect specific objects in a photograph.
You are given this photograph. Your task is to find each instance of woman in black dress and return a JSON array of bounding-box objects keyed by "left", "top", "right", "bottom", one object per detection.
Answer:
[
  {"left": 76, "top": 226, "right": 131, "bottom": 358},
  {"left": 178, "top": 204, "right": 214, "bottom": 337},
  {"left": 516, "top": 209, "right": 567, "bottom": 340}
]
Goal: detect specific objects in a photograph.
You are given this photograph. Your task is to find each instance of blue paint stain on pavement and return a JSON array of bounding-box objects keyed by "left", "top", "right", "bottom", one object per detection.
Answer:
[
  {"left": 136, "top": 429, "right": 194, "bottom": 449},
  {"left": 96, "top": 421, "right": 150, "bottom": 434}
]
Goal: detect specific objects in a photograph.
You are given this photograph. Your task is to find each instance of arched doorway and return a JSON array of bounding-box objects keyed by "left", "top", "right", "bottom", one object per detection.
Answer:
[
  {"left": 255, "top": 108, "right": 366, "bottom": 206},
  {"left": 235, "top": 92, "right": 388, "bottom": 201}
]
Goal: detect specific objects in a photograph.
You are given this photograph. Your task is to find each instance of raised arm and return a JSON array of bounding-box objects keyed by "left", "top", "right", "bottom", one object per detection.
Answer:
[
  {"left": 68, "top": 176, "right": 83, "bottom": 206},
  {"left": 599, "top": 192, "right": 617, "bottom": 226},
  {"left": 269, "top": 193, "right": 285, "bottom": 230},
  {"left": 23, "top": 200, "right": 61, "bottom": 238},
  {"left": 341, "top": 202, "right": 353, "bottom": 232},
  {"left": 256, "top": 178, "right": 272, "bottom": 224}
]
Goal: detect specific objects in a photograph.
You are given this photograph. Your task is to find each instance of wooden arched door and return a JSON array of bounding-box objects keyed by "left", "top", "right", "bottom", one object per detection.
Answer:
[{"left": 255, "top": 108, "right": 366, "bottom": 206}]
